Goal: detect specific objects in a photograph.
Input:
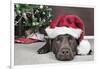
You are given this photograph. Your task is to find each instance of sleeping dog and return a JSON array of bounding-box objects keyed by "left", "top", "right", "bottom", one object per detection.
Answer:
[
  {"left": 38, "top": 34, "right": 79, "bottom": 61},
  {"left": 37, "top": 15, "right": 91, "bottom": 61}
]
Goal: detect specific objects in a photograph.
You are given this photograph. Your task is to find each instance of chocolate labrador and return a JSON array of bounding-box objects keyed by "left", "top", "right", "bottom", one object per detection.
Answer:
[{"left": 37, "top": 34, "right": 79, "bottom": 61}]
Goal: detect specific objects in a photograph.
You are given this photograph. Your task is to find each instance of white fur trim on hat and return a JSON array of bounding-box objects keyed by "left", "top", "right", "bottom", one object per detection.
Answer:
[
  {"left": 77, "top": 40, "right": 91, "bottom": 55},
  {"left": 45, "top": 26, "right": 82, "bottom": 39}
]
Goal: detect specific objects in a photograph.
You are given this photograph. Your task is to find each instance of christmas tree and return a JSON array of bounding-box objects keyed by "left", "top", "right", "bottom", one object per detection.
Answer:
[{"left": 14, "top": 3, "right": 53, "bottom": 36}]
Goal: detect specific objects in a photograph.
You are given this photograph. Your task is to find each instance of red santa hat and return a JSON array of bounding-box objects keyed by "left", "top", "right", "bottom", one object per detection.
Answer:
[
  {"left": 45, "top": 15, "right": 91, "bottom": 55},
  {"left": 46, "top": 15, "right": 84, "bottom": 41}
]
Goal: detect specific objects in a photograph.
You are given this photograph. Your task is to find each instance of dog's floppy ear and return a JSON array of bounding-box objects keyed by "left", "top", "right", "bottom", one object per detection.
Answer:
[
  {"left": 51, "top": 38, "right": 59, "bottom": 54},
  {"left": 75, "top": 38, "right": 80, "bottom": 55},
  {"left": 45, "top": 38, "right": 53, "bottom": 50},
  {"left": 76, "top": 39, "right": 80, "bottom": 45}
]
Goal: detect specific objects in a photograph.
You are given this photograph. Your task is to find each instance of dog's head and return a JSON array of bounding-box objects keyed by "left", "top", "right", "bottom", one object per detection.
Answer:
[{"left": 51, "top": 34, "right": 79, "bottom": 61}]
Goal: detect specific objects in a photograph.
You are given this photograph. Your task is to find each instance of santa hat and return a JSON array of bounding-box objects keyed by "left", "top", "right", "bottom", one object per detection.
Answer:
[{"left": 45, "top": 15, "right": 91, "bottom": 55}]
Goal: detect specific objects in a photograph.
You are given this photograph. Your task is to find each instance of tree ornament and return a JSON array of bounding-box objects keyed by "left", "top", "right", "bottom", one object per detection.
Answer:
[{"left": 40, "top": 5, "right": 43, "bottom": 9}]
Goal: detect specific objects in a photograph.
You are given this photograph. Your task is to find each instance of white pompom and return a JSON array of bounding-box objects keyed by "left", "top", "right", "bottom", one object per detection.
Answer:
[{"left": 77, "top": 40, "right": 91, "bottom": 55}]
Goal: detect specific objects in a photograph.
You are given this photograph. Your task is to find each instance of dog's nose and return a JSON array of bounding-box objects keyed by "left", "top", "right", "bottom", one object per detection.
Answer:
[
  {"left": 61, "top": 48, "right": 70, "bottom": 55},
  {"left": 56, "top": 48, "right": 74, "bottom": 61}
]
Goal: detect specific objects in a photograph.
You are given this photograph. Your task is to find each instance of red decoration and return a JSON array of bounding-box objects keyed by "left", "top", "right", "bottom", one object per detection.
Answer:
[{"left": 15, "top": 37, "right": 38, "bottom": 44}]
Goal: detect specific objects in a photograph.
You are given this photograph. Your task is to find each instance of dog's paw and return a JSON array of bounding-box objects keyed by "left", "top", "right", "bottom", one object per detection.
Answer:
[{"left": 37, "top": 47, "right": 50, "bottom": 54}]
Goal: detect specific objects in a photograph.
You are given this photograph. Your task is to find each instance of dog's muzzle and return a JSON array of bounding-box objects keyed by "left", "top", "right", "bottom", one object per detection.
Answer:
[{"left": 55, "top": 48, "right": 74, "bottom": 61}]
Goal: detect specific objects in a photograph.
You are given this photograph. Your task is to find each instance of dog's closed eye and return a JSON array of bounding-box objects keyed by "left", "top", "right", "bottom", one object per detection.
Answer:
[{"left": 55, "top": 36, "right": 63, "bottom": 43}]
